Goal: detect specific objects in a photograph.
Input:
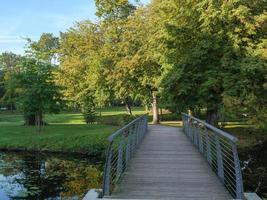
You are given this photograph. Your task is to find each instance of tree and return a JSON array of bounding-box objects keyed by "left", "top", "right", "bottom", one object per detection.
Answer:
[
  {"left": 112, "top": 5, "right": 164, "bottom": 123},
  {"left": 96, "top": 0, "right": 138, "bottom": 115},
  {"left": 81, "top": 90, "right": 97, "bottom": 124},
  {"left": 160, "top": 0, "right": 267, "bottom": 126},
  {"left": 57, "top": 20, "right": 107, "bottom": 114},
  {"left": 95, "top": 0, "right": 135, "bottom": 21},
  {"left": 0, "top": 52, "right": 22, "bottom": 111},
  {"left": 14, "top": 58, "right": 62, "bottom": 131},
  {"left": 26, "top": 33, "right": 59, "bottom": 64}
]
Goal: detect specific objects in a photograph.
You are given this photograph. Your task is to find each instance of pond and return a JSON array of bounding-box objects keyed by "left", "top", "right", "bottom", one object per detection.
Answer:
[{"left": 0, "top": 151, "right": 103, "bottom": 200}]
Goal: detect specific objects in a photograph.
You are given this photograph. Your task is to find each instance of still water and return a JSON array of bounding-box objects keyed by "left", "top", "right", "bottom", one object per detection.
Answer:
[{"left": 0, "top": 151, "right": 103, "bottom": 200}]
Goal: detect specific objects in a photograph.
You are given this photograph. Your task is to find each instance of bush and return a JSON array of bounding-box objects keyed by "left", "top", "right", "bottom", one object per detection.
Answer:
[{"left": 81, "top": 96, "right": 97, "bottom": 124}]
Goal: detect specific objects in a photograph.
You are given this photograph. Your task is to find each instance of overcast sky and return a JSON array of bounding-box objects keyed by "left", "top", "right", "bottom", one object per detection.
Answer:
[{"left": 0, "top": 0, "right": 149, "bottom": 54}]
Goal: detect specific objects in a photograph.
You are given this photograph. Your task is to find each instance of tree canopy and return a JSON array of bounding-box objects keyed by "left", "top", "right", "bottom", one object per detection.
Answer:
[{"left": 0, "top": 0, "right": 266, "bottom": 127}]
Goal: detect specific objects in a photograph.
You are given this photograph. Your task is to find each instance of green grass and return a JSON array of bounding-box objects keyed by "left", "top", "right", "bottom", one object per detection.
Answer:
[
  {"left": 223, "top": 124, "right": 267, "bottom": 148},
  {"left": 0, "top": 107, "right": 146, "bottom": 155}
]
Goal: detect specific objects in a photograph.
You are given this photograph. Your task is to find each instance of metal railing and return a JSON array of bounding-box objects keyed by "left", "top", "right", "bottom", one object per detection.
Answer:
[
  {"left": 181, "top": 113, "right": 244, "bottom": 199},
  {"left": 101, "top": 115, "right": 148, "bottom": 197}
]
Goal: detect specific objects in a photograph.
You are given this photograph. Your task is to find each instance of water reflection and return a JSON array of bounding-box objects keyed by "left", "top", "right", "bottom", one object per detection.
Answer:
[{"left": 0, "top": 152, "right": 103, "bottom": 199}]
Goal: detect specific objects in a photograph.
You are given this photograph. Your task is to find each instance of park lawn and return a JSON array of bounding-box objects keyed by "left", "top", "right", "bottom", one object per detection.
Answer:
[
  {"left": 223, "top": 124, "right": 267, "bottom": 149},
  {"left": 0, "top": 106, "right": 146, "bottom": 125},
  {"left": 0, "top": 124, "right": 117, "bottom": 155},
  {"left": 0, "top": 107, "right": 146, "bottom": 155}
]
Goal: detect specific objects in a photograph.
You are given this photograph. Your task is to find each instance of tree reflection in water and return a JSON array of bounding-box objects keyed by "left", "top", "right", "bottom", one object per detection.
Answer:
[{"left": 0, "top": 152, "right": 102, "bottom": 199}]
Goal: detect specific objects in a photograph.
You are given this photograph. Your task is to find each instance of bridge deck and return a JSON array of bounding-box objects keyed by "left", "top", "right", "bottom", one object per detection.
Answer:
[{"left": 108, "top": 125, "right": 232, "bottom": 199}]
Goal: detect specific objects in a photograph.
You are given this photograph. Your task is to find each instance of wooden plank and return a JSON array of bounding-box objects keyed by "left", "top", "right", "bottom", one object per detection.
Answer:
[{"left": 108, "top": 125, "right": 232, "bottom": 199}]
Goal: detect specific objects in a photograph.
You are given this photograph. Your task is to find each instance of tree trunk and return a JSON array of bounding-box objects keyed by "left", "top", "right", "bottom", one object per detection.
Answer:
[
  {"left": 35, "top": 111, "right": 43, "bottom": 133},
  {"left": 159, "top": 107, "right": 163, "bottom": 122},
  {"left": 151, "top": 91, "right": 159, "bottom": 124},
  {"left": 125, "top": 97, "right": 132, "bottom": 115},
  {"left": 24, "top": 114, "right": 36, "bottom": 126},
  {"left": 206, "top": 107, "right": 219, "bottom": 126}
]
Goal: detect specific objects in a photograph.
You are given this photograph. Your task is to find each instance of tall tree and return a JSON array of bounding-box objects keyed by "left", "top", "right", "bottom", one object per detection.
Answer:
[
  {"left": 57, "top": 21, "right": 107, "bottom": 114},
  {"left": 97, "top": 0, "right": 138, "bottom": 115},
  {"left": 14, "top": 58, "right": 62, "bottom": 130},
  {"left": 114, "top": 5, "right": 164, "bottom": 122},
  {"left": 0, "top": 52, "right": 22, "bottom": 111},
  {"left": 160, "top": 0, "right": 267, "bottom": 126}
]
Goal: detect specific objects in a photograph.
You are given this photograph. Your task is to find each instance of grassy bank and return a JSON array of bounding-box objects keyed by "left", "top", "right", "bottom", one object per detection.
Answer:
[{"left": 0, "top": 107, "right": 146, "bottom": 155}]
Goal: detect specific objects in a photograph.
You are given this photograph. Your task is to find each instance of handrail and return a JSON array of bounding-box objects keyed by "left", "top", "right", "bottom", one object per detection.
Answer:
[
  {"left": 181, "top": 113, "right": 244, "bottom": 199},
  {"left": 182, "top": 113, "right": 238, "bottom": 142},
  {"left": 102, "top": 115, "right": 148, "bottom": 197}
]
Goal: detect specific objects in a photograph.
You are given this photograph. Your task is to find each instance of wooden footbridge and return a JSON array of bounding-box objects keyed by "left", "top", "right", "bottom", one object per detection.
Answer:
[{"left": 99, "top": 114, "right": 244, "bottom": 199}]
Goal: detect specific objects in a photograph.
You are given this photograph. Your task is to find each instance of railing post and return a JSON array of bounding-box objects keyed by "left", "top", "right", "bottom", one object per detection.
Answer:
[
  {"left": 193, "top": 122, "right": 199, "bottom": 147},
  {"left": 199, "top": 129, "right": 204, "bottom": 154},
  {"left": 125, "top": 134, "right": 131, "bottom": 166},
  {"left": 215, "top": 135, "right": 224, "bottom": 181},
  {"left": 140, "top": 119, "right": 144, "bottom": 143},
  {"left": 130, "top": 130, "right": 135, "bottom": 158},
  {"left": 188, "top": 120, "right": 193, "bottom": 140},
  {"left": 182, "top": 116, "right": 185, "bottom": 132},
  {"left": 232, "top": 143, "right": 244, "bottom": 199},
  {"left": 145, "top": 116, "right": 148, "bottom": 132},
  {"left": 205, "top": 128, "right": 212, "bottom": 165},
  {"left": 186, "top": 116, "right": 189, "bottom": 135},
  {"left": 117, "top": 140, "right": 124, "bottom": 178},
  {"left": 103, "top": 148, "right": 112, "bottom": 195},
  {"left": 136, "top": 121, "right": 140, "bottom": 146}
]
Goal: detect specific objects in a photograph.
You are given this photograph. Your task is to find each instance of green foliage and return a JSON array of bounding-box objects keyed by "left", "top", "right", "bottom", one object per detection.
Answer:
[
  {"left": 2, "top": 0, "right": 265, "bottom": 129},
  {"left": 81, "top": 92, "right": 97, "bottom": 124},
  {"left": 26, "top": 33, "right": 59, "bottom": 63},
  {"left": 13, "top": 58, "right": 62, "bottom": 122},
  {"left": 57, "top": 21, "right": 110, "bottom": 111},
  {"left": 0, "top": 52, "right": 22, "bottom": 108},
  {"left": 159, "top": 0, "right": 267, "bottom": 126},
  {"left": 95, "top": 0, "right": 135, "bottom": 21}
]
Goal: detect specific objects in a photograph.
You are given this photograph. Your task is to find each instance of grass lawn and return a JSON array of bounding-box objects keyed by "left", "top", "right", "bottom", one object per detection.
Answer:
[
  {"left": 0, "top": 107, "right": 146, "bottom": 155},
  {"left": 223, "top": 124, "right": 267, "bottom": 148}
]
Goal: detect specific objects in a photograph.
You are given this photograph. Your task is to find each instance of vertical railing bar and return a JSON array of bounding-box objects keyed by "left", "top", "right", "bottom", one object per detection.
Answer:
[
  {"left": 125, "top": 134, "right": 131, "bottom": 167},
  {"left": 215, "top": 135, "right": 224, "bottom": 182},
  {"left": 116, "top": 140, "right": 124, "bottom": 179},
  {"left": 205, "top": 128, "right": 212, "bottom": 165},
  {"left": 103, "top": 143, "right": 113, "bottom": 196},
  {"left": 232, "top": 143, "right": 244, "bottom": 199}
]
